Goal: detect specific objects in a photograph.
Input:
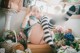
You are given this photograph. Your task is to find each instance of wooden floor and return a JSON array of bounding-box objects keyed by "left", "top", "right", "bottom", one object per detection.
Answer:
[{"left": 28, "top": 44, "right": 53, "bottom": 53}]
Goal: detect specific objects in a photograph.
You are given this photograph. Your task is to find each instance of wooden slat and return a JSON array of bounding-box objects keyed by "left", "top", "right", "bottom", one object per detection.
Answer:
[
  {"left": 28, "top": 44, "right": 51, "bottom": 49},
  {"left": 31, "top": 49, "right": 53, "bottom": 53},
  {"left": 28, "top": 44, "right": 53, "bottom": 53}
]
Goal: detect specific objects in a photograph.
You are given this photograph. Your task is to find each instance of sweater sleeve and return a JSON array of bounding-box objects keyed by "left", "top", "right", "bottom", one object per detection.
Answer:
[{"left": 22, "top": 15, "right": 29, "bottom": 29}]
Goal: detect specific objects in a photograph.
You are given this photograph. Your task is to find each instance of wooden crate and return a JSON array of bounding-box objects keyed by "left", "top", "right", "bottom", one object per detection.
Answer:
[{"left": 28, "top": 44, "right": 53, "bottom": 53}]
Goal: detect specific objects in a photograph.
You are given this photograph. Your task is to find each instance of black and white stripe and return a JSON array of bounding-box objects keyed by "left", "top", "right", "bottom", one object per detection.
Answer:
[
  {"left": 39, "top": 17, "right": 55, "bottom": 48},
  {"left": 64, "top": 5, "right": 79, "bottom": 21}
]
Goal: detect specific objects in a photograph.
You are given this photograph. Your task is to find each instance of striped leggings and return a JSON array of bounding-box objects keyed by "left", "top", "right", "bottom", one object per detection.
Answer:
[
  {"left": 39, "top": 17, "right": 55, "bottom": 48},
  {"left": 64, "top": 5, "right": 80, "bottom": 21}
]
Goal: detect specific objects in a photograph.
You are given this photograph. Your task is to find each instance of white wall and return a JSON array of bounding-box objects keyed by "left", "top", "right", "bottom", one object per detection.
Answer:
[
  {"left": 59, "top": 19, "right": 80, "bottom": 38},
  {"left": 57, "top": 18, "right": 80, "bottom": 38},
  {"left": 0, "top": 9, "right": 26, "bottom": 33},
  {"left": 0, "top": 10, "right": 6, "bottom": 33}
]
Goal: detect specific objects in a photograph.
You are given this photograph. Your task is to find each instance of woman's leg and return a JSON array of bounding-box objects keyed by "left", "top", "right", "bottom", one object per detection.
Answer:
[{"left": 39, "top": 17, "right": 55, "bottom": 48}]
